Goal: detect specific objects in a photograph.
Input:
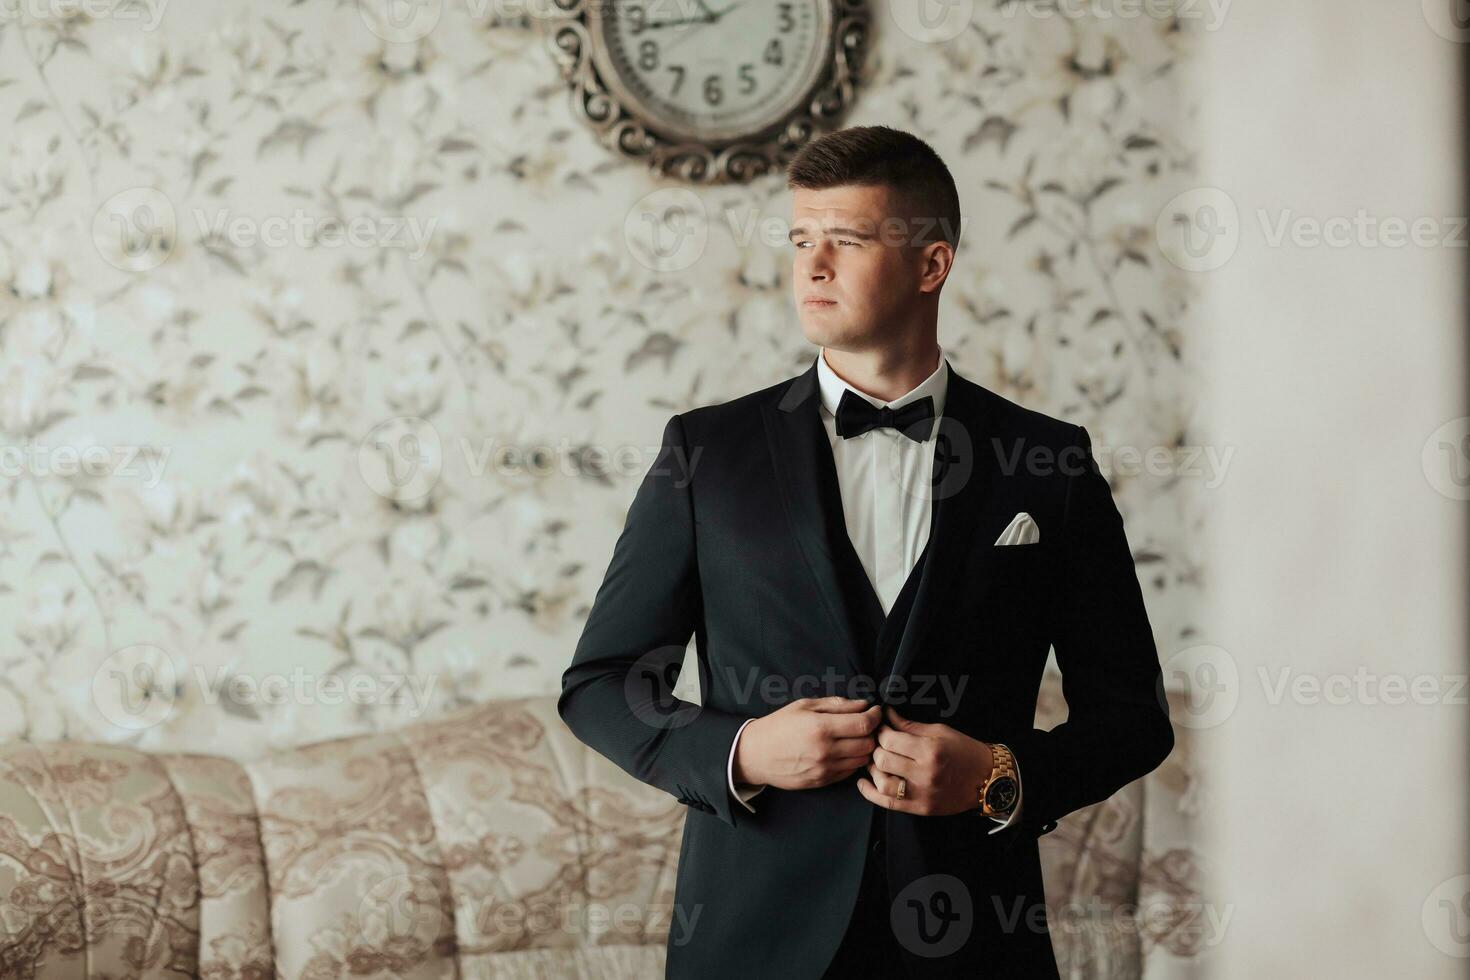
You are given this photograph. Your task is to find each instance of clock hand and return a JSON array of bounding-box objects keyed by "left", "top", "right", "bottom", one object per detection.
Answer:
[
  {"left": 642, "top": 14, "right": 710, "bottom": 28},
  {"left": 640, "top": 0, "right": 733, "bottom": 31},
  {"left": 659, "top": 0, "right": 746, "bottom": 57}
]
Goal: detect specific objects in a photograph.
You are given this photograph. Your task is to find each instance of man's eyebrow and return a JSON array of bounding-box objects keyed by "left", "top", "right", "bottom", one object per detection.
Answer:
[{"left": 787, "top": 225, "right": 878, "bottom": 242}]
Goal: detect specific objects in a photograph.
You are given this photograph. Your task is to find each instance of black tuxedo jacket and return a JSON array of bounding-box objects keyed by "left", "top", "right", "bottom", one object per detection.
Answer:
[{"left": 558, "top": 358, "right": 1174, "bottom": 979}]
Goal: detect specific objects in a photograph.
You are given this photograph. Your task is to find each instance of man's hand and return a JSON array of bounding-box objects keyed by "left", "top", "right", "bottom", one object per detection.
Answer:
[
  {"left": 733, "top": 697, "right": 881, "bottom": 791},
  {"left": 856, "top": 706, "right": 994, "bottom": 815}
]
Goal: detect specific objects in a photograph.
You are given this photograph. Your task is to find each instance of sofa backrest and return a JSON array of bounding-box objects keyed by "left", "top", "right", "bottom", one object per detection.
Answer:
[{"left": 0, "top": 683, "right": 1172, "bottom": 978}]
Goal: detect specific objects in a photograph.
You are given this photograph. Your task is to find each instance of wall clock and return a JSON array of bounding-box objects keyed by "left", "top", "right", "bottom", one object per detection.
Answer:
[{"left": 542, "top": 0, "right": 869, "bottom": 184}]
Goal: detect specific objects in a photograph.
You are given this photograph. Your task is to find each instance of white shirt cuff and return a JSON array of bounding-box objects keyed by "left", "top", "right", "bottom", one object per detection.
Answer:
[{"left": 727, "top": 717, "right": 766, "bottom": 812}]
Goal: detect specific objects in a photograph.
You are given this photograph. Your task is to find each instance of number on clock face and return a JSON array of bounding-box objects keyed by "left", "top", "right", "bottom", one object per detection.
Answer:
[{"left": 595, "top": 0, "right": 831, "bottom": 143}]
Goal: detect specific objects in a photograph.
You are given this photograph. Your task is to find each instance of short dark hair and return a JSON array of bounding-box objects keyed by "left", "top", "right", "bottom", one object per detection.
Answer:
[{"left": 786, "top": 125, "right": 962, "bottom": 250}]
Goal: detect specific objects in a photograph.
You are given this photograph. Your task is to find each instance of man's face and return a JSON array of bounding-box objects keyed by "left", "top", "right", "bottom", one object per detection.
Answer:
[{"left": 789, "top": 184, "right": 929, "bottom": 352}]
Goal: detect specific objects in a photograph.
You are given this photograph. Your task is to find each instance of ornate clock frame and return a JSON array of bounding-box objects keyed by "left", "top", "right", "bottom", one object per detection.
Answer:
[{"left": 541, "top": 0, "right": 870, "bottom": 184}]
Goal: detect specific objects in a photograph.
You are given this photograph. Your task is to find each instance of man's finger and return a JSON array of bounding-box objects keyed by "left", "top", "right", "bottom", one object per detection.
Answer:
[
  {"left": 874, "top": 724, "right": 926, "bottom": 760},
  {"left": 884, "top": 705, "right": 930, "bottom": 732},
  {"left": 821, "top": 705, "right": 882, "bottom": 738},
  {"left": 871, "top": 745, "right": 916, "bottom": 779},
  {"left": 829, "top": 734, "right": 877, "bottom": 755},
  {"left": 856, "top": 776, "right": 916, "bottom": 813},
  {"left": 808, "top": 696, "right": 875, "bottom": 713}
]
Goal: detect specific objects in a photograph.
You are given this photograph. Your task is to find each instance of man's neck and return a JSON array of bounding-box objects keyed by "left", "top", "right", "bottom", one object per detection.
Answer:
[{"left": 821, "top": 341, "right": 941, "bottom": 404}]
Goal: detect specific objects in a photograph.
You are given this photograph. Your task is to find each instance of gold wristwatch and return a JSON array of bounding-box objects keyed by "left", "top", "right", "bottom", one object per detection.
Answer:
[{"left": 978, "top": 742, "right": 1019, "bottom": 817}]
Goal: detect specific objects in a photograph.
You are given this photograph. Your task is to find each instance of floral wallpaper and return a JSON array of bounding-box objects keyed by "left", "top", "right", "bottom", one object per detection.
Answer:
[
  {"left": 0, "top": 0, "right": 1211, "bottom": 973},
  {"left": 0, "top": 0, "right": 1204, "bottom": 840}
]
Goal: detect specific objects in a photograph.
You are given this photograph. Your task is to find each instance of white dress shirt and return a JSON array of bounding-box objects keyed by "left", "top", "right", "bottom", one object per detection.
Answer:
[{"left": 725, "top": 345, "right": 1022, "bottom": 833}]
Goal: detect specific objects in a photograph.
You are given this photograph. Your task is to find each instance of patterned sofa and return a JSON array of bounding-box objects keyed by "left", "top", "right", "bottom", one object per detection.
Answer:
[{"left": 0, "top": 677, "right": 1199, "bottom": 978}]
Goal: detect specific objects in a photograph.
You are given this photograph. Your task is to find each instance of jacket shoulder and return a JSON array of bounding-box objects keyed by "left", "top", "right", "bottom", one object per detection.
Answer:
[
  {"left": 967, "top": 378, "right": 1085, "bottom": 449},
  {"left": 676, "top": 372, "right": 798, "bottom": 436}
]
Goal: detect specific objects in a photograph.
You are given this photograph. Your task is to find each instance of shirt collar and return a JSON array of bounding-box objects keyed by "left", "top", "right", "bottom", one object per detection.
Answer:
[{"left": 815, "top": 344, "right": 949, "bottom": 423}]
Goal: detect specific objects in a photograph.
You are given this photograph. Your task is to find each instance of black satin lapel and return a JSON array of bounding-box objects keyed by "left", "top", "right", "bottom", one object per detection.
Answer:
[
  {"left": 884, "top": 370, "right": 998, "bottom": 686},
  {"left": 761, "top": 363, "right": 869, "bottom": 681}
]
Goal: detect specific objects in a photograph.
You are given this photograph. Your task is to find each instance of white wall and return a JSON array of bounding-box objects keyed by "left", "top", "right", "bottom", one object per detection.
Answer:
[{"left": 1196, "top": 2, "right": 1469, "bottom": 974}]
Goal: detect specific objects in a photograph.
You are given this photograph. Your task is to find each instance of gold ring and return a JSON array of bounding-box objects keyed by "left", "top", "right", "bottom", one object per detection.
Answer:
[{"left": 896, "top": 778, "right": 906, "bottom": 800}]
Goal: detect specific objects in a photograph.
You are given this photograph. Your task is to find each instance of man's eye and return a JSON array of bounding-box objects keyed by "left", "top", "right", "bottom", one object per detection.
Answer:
[{"left": 838, "top": 240, "right": 857, "bottom": 246}]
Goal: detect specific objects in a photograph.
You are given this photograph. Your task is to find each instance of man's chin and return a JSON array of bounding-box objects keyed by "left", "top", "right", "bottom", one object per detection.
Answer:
[{"left": 799, "top": 318, "right": 846, "bottom": 348}]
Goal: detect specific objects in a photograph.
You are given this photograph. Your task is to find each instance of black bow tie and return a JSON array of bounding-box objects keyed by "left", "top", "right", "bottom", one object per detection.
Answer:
[{"left": 834, "top": 389, "right": 936, "bottom": 442}]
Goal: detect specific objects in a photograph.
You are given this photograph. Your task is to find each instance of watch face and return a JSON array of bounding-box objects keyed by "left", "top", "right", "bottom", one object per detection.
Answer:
[
  {"left": 588, "top": 0, "right": 834, "bottom": 144},
  {"left": 985, "top": 777, "right": 1018, "bottom": 813}
]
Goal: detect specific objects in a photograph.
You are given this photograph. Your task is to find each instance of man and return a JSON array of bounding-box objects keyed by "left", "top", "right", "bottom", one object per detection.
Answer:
[{"left": 558, "top": 125, "right": 1174, "bottom": 979}]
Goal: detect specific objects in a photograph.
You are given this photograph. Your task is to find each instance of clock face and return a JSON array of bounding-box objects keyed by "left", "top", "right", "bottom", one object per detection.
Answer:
[{"left": 587, "top": 0, "right": 834, "bottom": 145}]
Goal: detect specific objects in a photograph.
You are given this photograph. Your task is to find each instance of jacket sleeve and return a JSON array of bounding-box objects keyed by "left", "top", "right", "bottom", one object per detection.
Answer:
[
  {"left": 1004, "top": 424, "right": 1175, "bottom": 843},
  {"left": 557, "top": 413, "right": 752, "bottom": 829}
]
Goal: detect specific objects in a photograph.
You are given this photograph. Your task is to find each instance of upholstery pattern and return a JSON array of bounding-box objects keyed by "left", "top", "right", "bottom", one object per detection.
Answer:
[{"left": 0, "top": 683, "right": 1203, "bottom": 978}]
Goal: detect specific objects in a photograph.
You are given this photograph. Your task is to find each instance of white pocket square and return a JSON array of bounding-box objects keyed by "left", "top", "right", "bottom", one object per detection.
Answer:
[{"left": 994, "top": 511, "right": 1040, "bottom": 546}]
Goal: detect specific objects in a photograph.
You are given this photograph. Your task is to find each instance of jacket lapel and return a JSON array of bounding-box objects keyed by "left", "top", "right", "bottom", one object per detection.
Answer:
[
  {"left": 760, "top": 360, "right": 872, "bottom": 681},
  {"left": 760, "top": 359, "right": 1007, "bottom": 687},
  {"left": 884, "top": 368, "right": 1000, "bottom": 686}
]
